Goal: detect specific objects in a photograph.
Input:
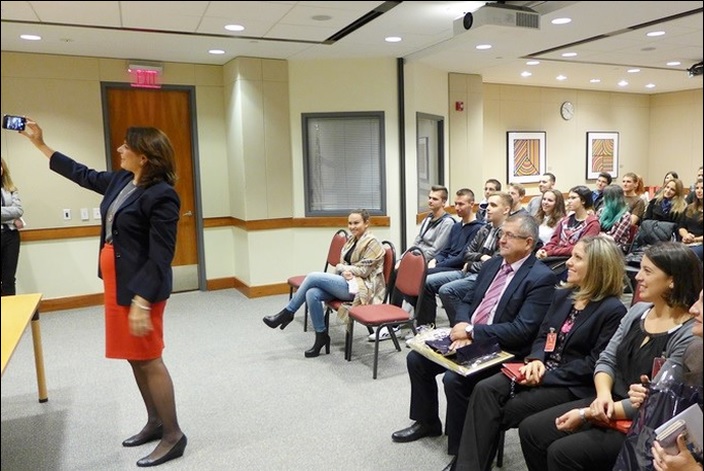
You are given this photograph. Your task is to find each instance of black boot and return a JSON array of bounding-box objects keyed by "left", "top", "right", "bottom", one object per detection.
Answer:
[
  {"left": 304, "top": 331, "right": 330, "bottom": 358},
  {"left": 263, "top": 309, "right": 295, "bottom": 330}
]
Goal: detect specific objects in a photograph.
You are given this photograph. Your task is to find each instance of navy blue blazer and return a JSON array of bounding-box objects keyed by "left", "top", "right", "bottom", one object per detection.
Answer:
[
  {"left": 526, "top": 288, "right": 627, "bottom": 398},
  {"left": 455, "top": 253, "right": 557, "bottom": 358},
  {"left": 50, "top": 152, "right": 180, "bottom": 306}
]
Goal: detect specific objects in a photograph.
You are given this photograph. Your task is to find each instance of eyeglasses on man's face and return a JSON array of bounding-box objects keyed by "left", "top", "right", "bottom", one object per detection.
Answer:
[{"left": 499, "top": 230, "right": 530, "bottom": 240}]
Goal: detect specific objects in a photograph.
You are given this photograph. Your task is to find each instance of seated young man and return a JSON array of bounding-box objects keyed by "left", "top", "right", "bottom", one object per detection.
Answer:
[
  {"left": 399, "top": 188, "right": 485, "bottom": 334},
  {"left": 390, "top": 213, "right": 558, "bottom": 463},
  {"left": 476, "top": 179, "right": 502, "bottom": 222}
]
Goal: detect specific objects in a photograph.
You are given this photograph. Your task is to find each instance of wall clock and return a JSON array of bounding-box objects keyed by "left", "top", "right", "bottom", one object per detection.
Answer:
[{"left": 560, "top": 101, "right": 575, "bottom": 121}]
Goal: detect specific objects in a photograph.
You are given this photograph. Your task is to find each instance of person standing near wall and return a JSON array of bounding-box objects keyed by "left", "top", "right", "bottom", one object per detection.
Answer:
[
  {"left": 19, "top": 119, "right": 187, "bottom": 467},
  {"left": 1, "top": 157, "right": 24, "bottom": 296}
]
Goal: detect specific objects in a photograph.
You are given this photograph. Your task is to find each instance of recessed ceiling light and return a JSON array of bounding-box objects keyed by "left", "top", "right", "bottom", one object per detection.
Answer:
[
  {"left": 667, "top": 61, "right": 681, "bottom": 66},
  {"left": 556, "top": 75, "right": 567, "bottom": 81},
  {"left": 551, "top": 18, "right": 572, "bottom": 25},
  {"left": 208, "top": 49, "right": 225, "bottom": 55},
  {"left": 20, "top": 34, "right": 41, "bottom": 41},
  {"left": 646, "top": 31, "right": 665, "bottom": 37},
  {"left": 618, "top": 80, "right": 629, "bottom": 87},
  {"left": 645, "top": 83, "right": 656, "bottom": 89},
  {"left": 627, "top": 68, "right": 641, "bottom": 73},
  {"left": 561, "top": 52, "right": 577, "bottom": 58},
  {"left": 590, "top": 79, "right": 601, "bottom": 83},
  {"left": 526, "top": 60, "right": 540, "bottom": 66},
  {"left": 476, "top": 44, "right": 492, "bottom": 50},
  {"left": 385, "top": 36, "right": 402, "bottom": 43},
  {"left": 224, "top": 24, "right": 245, "bottom": 32},
  {"left": 521, "top": 71, "right": 532, "bottom": 77},
  {"left": 311, "top": 15, "right": 332, "bottom": 21}
]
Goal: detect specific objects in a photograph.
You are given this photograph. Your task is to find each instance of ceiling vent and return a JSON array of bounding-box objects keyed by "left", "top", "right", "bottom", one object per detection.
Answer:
[{"left": 454, "top": 3, "right": 540, "bottom": 35}]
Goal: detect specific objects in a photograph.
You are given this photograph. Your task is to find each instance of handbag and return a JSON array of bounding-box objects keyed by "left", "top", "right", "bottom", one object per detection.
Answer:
[{"left": 612, "top": 380, "right": 703, "bottom": 471}]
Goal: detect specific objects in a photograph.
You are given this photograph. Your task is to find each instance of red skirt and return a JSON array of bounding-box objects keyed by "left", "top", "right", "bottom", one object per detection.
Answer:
[{"left": 100, "top": 243, "right": 165, "bottom": 360}]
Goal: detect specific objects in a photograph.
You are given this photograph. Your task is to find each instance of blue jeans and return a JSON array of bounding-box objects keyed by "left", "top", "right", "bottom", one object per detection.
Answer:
[
  {"left": 286, "top": 272, "right": 354, "bottom": 332},
  {"left": 438, "top": 273, "right": 478, "bottom": 325},
  {"left": 413, "top": 269, "right": 465, "bottom": 325}
]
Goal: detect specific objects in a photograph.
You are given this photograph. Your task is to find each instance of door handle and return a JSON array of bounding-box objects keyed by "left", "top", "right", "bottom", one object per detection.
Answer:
[{"left": 183, "top": 211, "right": 193, "bottom": 217}]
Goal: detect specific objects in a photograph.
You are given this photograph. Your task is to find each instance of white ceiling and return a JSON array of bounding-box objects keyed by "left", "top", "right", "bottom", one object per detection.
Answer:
[{"left": 1, "top": 1, "right": 702, "bottom": 94}]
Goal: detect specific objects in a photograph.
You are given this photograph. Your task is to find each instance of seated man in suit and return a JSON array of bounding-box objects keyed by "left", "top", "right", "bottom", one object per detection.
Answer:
[{"left": 390, "top": 213, "right": 558, "bottom": 461}]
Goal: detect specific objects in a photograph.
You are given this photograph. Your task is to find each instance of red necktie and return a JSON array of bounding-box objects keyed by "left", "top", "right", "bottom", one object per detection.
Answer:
[{"left": 472, "top": 264, "right": 513, "bottom": 325}]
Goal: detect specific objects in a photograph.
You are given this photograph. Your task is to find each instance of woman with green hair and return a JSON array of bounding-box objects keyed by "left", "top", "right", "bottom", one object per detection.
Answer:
[{"left": 598, "top": 184, "right": 632, "bottom": 253}]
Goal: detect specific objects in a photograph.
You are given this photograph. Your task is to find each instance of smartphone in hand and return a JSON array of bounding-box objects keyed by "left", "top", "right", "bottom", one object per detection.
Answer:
[{"left": 2, "top": 115, "right": 27, "bottom": 131}]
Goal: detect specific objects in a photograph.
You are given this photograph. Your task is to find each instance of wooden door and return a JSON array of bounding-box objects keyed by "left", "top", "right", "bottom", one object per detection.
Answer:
[{"left": 104, "top": 86, "right": 199, "bottom": 291}]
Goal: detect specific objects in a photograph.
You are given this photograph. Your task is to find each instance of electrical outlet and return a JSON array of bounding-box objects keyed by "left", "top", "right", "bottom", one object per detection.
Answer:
[
  {"left": 63, "top": 209, "right": 71, "bottom": 220},
  {"left": 93, "top": 208, "right": 101, "bottom": 220},
  {"left": 80, "top": 208, "right": 90, "bottom": 221}
]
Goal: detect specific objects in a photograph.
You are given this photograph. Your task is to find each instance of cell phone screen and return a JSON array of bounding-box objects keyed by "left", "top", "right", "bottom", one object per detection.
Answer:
[{"left": 2, "top": 115, "right": 27, "bottom": 131}]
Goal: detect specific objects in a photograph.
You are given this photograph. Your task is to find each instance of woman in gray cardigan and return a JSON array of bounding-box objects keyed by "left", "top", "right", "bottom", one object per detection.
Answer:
[{"left": 518, "top": 241, "right": 702, "bottom": 471}]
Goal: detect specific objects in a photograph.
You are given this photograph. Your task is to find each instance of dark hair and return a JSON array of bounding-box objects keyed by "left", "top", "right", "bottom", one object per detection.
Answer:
[
  {"left": 431, "top": 185, "right": 449, "bottom": 202},
  {"left": 644, "top": 242, "right": 702, "bottom": 310},
  {"left": 126, "top": 127, "right": 177, "bottom": 187},
  {"left": 350, "top": 208, "right": 371, "bottom": 222},
  {"left": 597, "top": 172, "right": 613, "bottom": 185},
  {"left": 485, "top": 179, "right": 502, "bottom": 191},
  {"left": 569, "top": 185, "right": 594, "bottom": 209},
  {"left": 456, "top": 188, "right": 476, "bottom": 203},
  {"left": 544, "top": 172, "right": 556, "bottom": 184},
  {"left": 506, "top": 212, "right": 539, "bottom": 249}
]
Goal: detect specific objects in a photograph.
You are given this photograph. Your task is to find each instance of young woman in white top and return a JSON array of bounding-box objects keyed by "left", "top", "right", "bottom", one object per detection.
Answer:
[{"left": 534, "top": 189, "right": 566, "bottom": 245}]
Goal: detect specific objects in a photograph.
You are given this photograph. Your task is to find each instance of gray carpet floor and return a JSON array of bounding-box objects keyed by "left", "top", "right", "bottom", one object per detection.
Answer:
[{"left": 1, "top": 289, "right": 529, "bottom": 471}]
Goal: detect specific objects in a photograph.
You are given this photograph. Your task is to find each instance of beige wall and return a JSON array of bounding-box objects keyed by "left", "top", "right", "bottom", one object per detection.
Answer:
[{"left": 2, "top": 51, "right": 702, "bottom": 301}]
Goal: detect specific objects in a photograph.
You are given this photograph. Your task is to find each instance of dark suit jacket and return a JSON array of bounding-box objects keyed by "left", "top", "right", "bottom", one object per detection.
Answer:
[
  {"left": 455, "top": 253, "right": 557, "bottom": 358},
  {"left": 526, "top": 289, "right": 627, "bottom": 398},
  {"left": 50, "top": 152, "right": 180, "bottom": 305}
]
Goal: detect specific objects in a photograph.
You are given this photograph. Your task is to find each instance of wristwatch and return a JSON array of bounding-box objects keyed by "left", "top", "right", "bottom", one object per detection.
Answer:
[{"left": 464, "top": 323, "right": 474, "bottom": 339}]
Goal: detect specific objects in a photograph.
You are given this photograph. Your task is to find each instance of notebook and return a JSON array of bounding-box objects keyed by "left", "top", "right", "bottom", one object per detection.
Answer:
[{"left": 654, "top": 404, "right": 703, "bottom": 456}]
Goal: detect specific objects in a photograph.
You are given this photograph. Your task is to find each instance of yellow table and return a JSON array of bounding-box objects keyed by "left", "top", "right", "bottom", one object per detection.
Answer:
[{"left": 1, "top": 293, "right": 48, "bottom": 402}]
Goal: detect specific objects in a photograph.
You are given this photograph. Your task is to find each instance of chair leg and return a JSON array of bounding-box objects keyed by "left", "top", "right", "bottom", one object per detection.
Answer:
[
  {"left": 387, "top": 323, "right": 402, "bottom": 352},
  {"left": 373, "top": 329, "right": 381, "bottom": 380},
  {"left": 345, "top": 322, "right": 354, "bottom": 361},
  {"left": 303, "top": 306, "right": 308, "bottom": 332},
  {"left": 496, "top": 429, "right": 505, "bottom": 468}
]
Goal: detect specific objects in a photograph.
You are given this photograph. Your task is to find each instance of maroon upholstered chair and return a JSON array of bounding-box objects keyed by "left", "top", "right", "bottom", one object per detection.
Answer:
[
  {"left": 287, "top": 229, "right": 348, "bottom": 331},
  {"left": 323, "top": 240, "right": 396, "bottom": 332},
  {"left": 345, "top": 246, "right": 427, "bottom": 379}
]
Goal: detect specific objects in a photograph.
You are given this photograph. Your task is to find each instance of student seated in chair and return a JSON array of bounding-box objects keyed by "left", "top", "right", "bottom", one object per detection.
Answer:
[
  {"left": 449, "top": 236, "right": 627, "bottom": 471},
  {"left": 263, "top": 209, "right": 385, "bottom": 358},
  {"left": 390, "top": 213, "right": 557, "bottom": 464}
]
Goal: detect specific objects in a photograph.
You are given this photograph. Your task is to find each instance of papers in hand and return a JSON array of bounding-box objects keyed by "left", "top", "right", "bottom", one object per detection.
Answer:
[
  {"left": 407, "top": 327, "right": 514, "bottom": 377},
  {"left": 654, "top": 404, "right": 703, "bottom": 457}
]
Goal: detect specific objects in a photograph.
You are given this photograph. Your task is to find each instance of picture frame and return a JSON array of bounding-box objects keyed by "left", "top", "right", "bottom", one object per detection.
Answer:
[
  {"left": 507, "top": 131, "right": 546, "bottom": 183},
  {"left": 586, "top": 131, "right": 619, "bottom": 179},
  {"left": 417, "top": 137, "right": 429, "bottom": 182}
]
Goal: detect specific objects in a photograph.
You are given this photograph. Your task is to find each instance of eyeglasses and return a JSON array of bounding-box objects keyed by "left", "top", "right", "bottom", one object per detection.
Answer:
[{"left": 499, "top": 230, "right": 530, "bottom": 240}]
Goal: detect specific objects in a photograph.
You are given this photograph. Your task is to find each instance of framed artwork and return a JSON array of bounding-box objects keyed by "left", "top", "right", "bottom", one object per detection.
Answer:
[
  {"left": 507, "top": 131, "right": 546, "bottom": 183},
  {"left": 586, "top": 132, "right": 619, "bottom": 179},
  {"left": 417, "top": 137, "right": 429, "bottom": 182}
]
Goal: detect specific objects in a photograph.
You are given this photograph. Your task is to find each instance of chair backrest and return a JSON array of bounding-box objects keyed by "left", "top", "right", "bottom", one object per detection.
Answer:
[
  {"left": 325, "top": 229, "right": 349, "bottom": 270},
  {"left": 381, "top": 240, "right": 397, "bottom": 301},
  {"left": 631, "top": 279, "right": 643, "bottom": 306},
  {"left": 626, "top": 224, "right": 639, "bottom": 253},
  {"left": 393, "top": 246, "right": 427, "bottom": 301}
]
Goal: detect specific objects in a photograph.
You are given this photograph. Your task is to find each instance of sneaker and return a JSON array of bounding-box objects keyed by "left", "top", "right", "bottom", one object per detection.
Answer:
[
  {"left": 368, "top": 325, "right": 400, "bottom": 342},
  {"left": 404, "top": 323, "right": 435, "bottom": 340}
]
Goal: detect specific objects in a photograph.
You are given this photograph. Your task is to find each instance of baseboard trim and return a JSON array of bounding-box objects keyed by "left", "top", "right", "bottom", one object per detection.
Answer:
[{"left": 38, "top": 278, "right": 289, "bottom": 312}]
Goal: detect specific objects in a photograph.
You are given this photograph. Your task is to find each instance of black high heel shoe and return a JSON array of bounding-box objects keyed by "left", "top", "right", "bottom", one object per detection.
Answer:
[
  {"left": 136, "top": 435, "right": 187, "bottom": 467},
  {"left": 122, "top": 424, "right": 163, "bottom": 447},
  {"left": 263, "top": 309, "right": 295, "bottom": 330},
  {"left": 304, "top": 331, "right": 330, "bottom": 358}
]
